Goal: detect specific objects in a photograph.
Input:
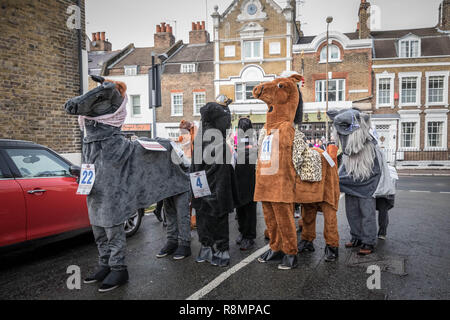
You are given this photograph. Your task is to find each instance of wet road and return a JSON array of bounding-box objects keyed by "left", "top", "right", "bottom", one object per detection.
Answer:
[{"left": 0, "top": 176, "right": 449, "bottom": 300}]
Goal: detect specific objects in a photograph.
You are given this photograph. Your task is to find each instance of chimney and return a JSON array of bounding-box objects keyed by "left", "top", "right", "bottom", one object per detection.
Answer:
[
  {"left": 154, "top": 22, "right": 175, "bottom": 49},
  {"left": 358, "top": 0, "right": 371, "bottom": 39},
  {"left": 90, "top": 31, "right": 112, "bottom": 52},
  {"left": 189, "top": 20, "right": 210, "bottom": 44},
  {"left": 439, "top": 0, "right": 450, "bottom": 30}
]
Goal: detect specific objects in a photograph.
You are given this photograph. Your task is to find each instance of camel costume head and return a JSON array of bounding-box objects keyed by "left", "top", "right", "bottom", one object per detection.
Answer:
[{"left": 253, "top": 74, "right": 304, "bottom": 130}]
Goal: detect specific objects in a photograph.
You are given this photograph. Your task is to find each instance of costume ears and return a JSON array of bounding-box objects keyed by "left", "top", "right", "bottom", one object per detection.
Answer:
[
  {"left": 105, "top": 80, "right": 127, "bottom": 97},
  {"left": 327, "top": 109, "right": 341, "bottom": 121},
  {"left": 288, "top": 74, "right": 305, "bottom": 83}
]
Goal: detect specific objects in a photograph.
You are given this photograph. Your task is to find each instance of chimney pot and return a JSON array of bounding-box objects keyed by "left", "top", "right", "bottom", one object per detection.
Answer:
[
  {"left": 96, "top": 32, "right": 101, "bottom": 41},
  {"left": 197, "top": 22, "right": 201, "bottom": 30},
  {"left": 192, "top": 22, "right": 196, "bottom": 30},
  {"left": 101, "top": 32, "right": 106, "bottom": 41},
  {"left": 202, "top": 21, "right": 206, "bottom": 30},
  {"left": 156, "top": 24, "right": 161, "bottom": 32},
  {"left": 92, "top": 33, "right": 97, "bottom": 41},
  {"left": 168, "top": 25, "right": 173, "bottom": 34}
]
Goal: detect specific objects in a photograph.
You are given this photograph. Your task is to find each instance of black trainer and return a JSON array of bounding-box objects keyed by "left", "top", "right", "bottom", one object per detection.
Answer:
[
  {"left": 278, "top": 254, "right": 298, "bottom": 270},
  {"left": 173, "top": 245, "right": 191, "bottom": 260},
  {"left": 83, "top": 266, "right": 110, "bottom": 284},
  {"left": 345, "top": 239, "right": 362, "bottom": 248},
  {"left": 324, "top": 245, "right": 339, "bottom": 262},
  {"left": 257, "top": 249, "right": 284, "bottom": 263},
  {"left": 98, "top": 269, "right": 129, "bottom": 293},
  {"left": 153, "top": 209, "right": 163, "bottom": 222},
  {"left": 358, "top": 244, "right": 375, "bottom": 256},
  {"left": 298, "top": 240, "right": 315, "bottom": 253},
  {"left": 156, "top": 241, "right": 178, "bottom": 258},
  {"left": 239, "top": 238, "right": 255, "bottom": 251}
]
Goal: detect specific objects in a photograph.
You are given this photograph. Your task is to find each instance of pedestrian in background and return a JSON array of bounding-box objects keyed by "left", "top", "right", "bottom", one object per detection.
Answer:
[{"left": 235, "top": 117, "right": 257, "bottom": 251}]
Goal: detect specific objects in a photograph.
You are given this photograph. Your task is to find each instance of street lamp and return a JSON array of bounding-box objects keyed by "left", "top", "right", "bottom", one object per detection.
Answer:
[{"left": 325, "top": 16, "right": 333, "bottom": 142}]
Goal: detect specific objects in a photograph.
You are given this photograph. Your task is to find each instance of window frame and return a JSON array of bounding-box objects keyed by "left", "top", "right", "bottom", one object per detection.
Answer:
[
  {"left": 180, "top": 64, "right": 196, "bottom": 73},
  {"left": 224, "top": 45, "right": 236, "bottom": 58},
  {"left": 171, "top": 93, "right": 184, "bottom": 117},
  {"left": 130, "top": 94, "right": 142, "bottom": 117},
  {"left": 398, "top": 72, "right": 422, "bottom": 107},
  {"left": 398, "top": 110, "right": 421, "bottom": 151},
  {"left": 314, "top": 79, "right": 346, "bottom": 103},
  {"left": 124, "top": 65, "right": 138, "bottom": 76},
  {"left": 425, "top": 71, "right": 449, "bottom": 107},
  {"left": 375, "top": 73, "right": 395, "bottom": 108},
  {"left": 398, "top": 37, "right": 421, "bottom": 58},
  {"left": 235, "top": 82, "right": 260, "bottom": 102},
  {"left": 424, "top": 109, "right": 449, "bottom": 151},
  {"left": 193, "top": 91, "right": 206, "bottom": 116},
  {"left": 319, "top": 44, "right": 341, "bottom": 63},
  {"left": 242, "top": 39, "right": 262, "bottom": 61}
]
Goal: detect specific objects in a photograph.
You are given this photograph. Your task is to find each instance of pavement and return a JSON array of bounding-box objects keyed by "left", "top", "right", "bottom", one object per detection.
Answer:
[{"left": 0, "top": 176, "right": 449, "bottom": 300}]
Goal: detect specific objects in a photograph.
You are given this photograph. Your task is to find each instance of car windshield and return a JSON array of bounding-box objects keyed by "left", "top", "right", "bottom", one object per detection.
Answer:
[{"left": 5, "top": 148, "right": 70, "bottom": 178}]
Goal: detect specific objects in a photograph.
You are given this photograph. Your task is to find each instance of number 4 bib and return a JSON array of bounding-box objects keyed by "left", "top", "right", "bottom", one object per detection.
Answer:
[
  {"left": 190, "top": 171, "right": 211, "bottom": 198},
  {"left": 77, "top": 164, "right": 96, "bottom": 195}
]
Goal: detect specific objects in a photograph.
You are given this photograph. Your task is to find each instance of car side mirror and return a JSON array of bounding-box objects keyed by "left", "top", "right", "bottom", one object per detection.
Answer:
[{"left": 69, "top": 165, "right": 81, "bottom": 177}]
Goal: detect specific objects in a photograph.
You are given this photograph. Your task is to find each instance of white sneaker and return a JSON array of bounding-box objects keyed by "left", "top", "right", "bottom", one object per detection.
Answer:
[{"left": 378, "top": 235, "right": 386, "bottom": 240}]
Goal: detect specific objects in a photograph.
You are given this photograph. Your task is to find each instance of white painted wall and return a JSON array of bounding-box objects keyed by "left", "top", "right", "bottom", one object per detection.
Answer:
[{"left": 106, "top": 74, "right": 153, "bottom": 126}]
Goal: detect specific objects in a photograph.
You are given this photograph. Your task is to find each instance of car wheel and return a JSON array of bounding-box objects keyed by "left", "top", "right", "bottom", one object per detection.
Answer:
[{"left": 124, "top": 209, "right": 144, "bottom": 238}]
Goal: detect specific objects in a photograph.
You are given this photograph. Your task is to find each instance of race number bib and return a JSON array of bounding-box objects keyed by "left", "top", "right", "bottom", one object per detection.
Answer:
[
  {"left": 76, "top": 164, "right": 96, "bottom": 195},
  {"left": 260, "top": 135, "right": 273, "bottom": 161},
  {"left": 190, "top": 171, "right": 211, "bottom": 198}
]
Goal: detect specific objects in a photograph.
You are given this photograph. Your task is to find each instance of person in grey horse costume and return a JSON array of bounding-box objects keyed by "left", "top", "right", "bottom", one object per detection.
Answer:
[
  {"left": 64, "top": 76, "right": 191, "bottom": 292},
  {"left": 327, "top": 108, "right": 396, "bottom": 255}
]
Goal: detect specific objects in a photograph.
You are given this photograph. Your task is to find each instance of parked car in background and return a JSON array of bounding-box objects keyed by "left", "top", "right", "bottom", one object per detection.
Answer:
[{"left": 0, "top": 139, "right": 144, "bottom": 250}]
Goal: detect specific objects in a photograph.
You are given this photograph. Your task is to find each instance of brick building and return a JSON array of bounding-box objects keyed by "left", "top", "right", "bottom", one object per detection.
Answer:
[
  {"left": 211, "top": 0, "right": 300, "bottom": 129},
  {"left": 155, "top": 22, "right": 214, "bottom": 139},
  {"left": 292, "top": 0, "right": 373, "bottom": 141},
  {"left": 88, "top": 23, "right": 183, "bottom": 138},
  {"left": 0, "top": 0, "right": 87, "bottom": 163},
  {"left": 370, "top": 0, "right": 450, "bottom": 166}
]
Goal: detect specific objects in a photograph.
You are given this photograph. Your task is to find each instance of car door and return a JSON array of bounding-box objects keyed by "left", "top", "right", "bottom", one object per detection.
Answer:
[
  {"left": 4, "top": 147, "right": 89, "bottom": 240},
  {"left": 0, "top": 152, "right": 27, "bottom": 247}
]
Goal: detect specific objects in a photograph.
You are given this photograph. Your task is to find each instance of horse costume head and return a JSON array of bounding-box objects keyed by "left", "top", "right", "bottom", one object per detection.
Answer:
[
  {"left": 327, "top": 108, "right": 375, "bottom": 181},
  {"left": 252, "top": 74, "right": 304, "bottom": 130},
  {"left": 199, "top": 95, "right": 232, "bottom": 137},
  {"left": 64, "top": 76, "right": 127, "bottom": 117}
]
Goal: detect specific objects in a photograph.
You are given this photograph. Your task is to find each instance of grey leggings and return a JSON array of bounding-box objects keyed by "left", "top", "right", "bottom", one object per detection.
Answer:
[{"left": 92, "top": 224, "right": 127, "bottom": 271}]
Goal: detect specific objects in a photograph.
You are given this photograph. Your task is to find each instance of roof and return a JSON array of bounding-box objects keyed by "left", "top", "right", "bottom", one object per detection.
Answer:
[
  {"left": 88, "top": 50, "right": 121, "bottom": 75},
  {"left": 373, "top": 27, "right": 450, "bottom": 58},
  {"left": 163, "top": 42, "right": 214, "bottom": 74},
  {"left": 112, "top": 47, "right": 167, "bottom": 68}
]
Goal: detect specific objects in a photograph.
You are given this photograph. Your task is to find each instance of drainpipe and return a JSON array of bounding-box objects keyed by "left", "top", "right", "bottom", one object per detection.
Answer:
[{"left": 77, "top": 0, "right": 84, "bottom": 157}]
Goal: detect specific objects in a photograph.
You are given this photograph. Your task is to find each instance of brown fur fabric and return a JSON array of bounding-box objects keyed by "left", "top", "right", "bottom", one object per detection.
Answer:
[{"left": 253, "top": 75, "right": 340, "bottom": 253}]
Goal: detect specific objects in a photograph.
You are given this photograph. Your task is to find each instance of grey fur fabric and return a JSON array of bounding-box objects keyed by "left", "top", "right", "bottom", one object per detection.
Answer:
[{"left": 82, "top": 120, "right": 190, "bottom": 227}]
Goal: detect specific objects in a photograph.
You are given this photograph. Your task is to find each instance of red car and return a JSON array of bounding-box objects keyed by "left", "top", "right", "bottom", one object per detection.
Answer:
[{"left": 0, "top": 139, "right": 144, "bottom": 250}]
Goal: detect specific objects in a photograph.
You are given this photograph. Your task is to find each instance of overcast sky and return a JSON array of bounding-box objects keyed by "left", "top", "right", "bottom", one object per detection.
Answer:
[{"left": 86, "top": 0, "right": 442, "bottom": 50}]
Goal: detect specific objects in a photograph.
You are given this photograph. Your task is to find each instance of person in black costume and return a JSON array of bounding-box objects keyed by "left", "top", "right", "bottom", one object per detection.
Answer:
[
  {"left": 191, "top": 95, "right": 239, "bottom": 267},
  {"left": 234, "top": 117, "right": 258, "bottom": 251}
]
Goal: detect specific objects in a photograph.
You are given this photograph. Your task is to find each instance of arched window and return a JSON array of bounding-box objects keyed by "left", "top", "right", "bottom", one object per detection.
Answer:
[{"left": 320, "top": 44, "right": 340, "bottom": 62}]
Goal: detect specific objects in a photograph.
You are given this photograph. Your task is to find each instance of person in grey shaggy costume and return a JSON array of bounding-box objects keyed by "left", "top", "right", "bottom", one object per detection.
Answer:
[
  {"left": 327, "top": 108, "right": 396, "bottom": 255},
  {"left": 64, "top": 76, "right": 190, "bottom": 292},
  {"left": 191, "top": 96, "right": 239, "bottom": 267}
]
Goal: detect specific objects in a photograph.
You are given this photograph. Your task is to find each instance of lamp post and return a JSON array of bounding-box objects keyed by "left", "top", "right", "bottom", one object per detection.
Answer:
[{"left": 325, "top": 16, "right": 333, "bottom": 142}]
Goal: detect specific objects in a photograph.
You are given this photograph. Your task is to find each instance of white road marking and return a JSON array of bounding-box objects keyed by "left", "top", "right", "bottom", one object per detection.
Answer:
[
  {"left": 186, "top": 244, "right": 270, "bottom": 300},
  {"left": 409, "top": 190, "right": 431, "bottom": 193},
  {"left": 187, "top": 194, "right": 347, "bottom": 300},
  {"left": 440, "top": 191, "right": 450, "bottom": 194}
]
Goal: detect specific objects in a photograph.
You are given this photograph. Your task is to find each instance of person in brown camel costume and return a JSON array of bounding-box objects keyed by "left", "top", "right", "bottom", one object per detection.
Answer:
[{"left": 253, "top": 74, "right": 340, "bottom": 270}]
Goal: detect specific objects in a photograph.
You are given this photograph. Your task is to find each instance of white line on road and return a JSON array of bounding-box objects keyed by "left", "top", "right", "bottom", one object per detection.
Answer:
[
  {"left": 186, "top": 244, "right": 270, "bottom": 300},
  {"left": 409, "top": 190, "right": 431, "bottom": 193},
  {"left": 186, "top": 193, "right": 347, "bottom": 300},
  {"left": 440, "top": 191, "right": 450, "bottom": 194}
]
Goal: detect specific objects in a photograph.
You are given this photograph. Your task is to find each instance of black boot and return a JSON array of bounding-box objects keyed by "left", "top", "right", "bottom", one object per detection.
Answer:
[
  {"left": 173, "top": 245, "right": 191, "bottom": 260},
  {"left": 98, "top": 269, "right": 129, "bottom": 293},
  {"left": 298, "top": 240, "right": 315, "bottom": 253},
  {"left": 196, "top": 245, "right": 214, "bottom": 263},
  {"left": 211, "top": 250, "right": 230, "bottom": 267},
  {"left": 84, "top": 266, "right": 110, "bottom": 284},
  {"left": 324, "top": 245, "right": 339, "bottom": 262},
  {"left": 278, "top": 254, "right": 298, "bottom": 270},
  {"left": 257, "top": 249, "right": 285, "bottom": 263},
  {"left": 239, "top": 238, "right": 255, "bottom": 251},
  {"left": 156, "top": 241, "right": 178, "bottom": 258}
]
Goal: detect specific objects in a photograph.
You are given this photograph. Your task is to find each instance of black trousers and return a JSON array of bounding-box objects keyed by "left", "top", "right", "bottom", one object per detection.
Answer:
[
  {"left": 196, "top": 210, "right": 229, "bottom": 251},
  {"left": 236, "top": 201, "right": 257, "bottom": 240}
]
